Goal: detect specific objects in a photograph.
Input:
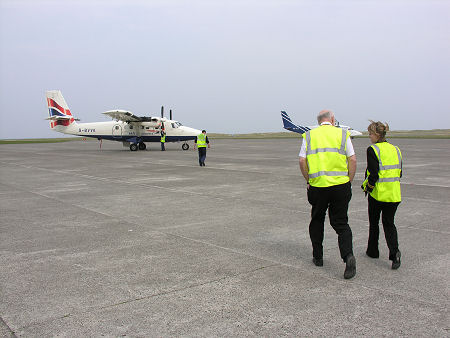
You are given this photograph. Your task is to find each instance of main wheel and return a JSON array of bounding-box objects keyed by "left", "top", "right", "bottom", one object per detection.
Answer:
[
  {"left": 138, "top": 142, "right": 146, "bottom": 150},
  {"left": 182, "top": 143, "right": 189, "bottom": 150},
  {"left": 130, "top": 143, "right": 138, "bottom": 151}
]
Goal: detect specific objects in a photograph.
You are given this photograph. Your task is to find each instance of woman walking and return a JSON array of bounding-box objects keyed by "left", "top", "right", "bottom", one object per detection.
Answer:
[{"left": 362, "top": 121, "right": 402, "bottom": 269}]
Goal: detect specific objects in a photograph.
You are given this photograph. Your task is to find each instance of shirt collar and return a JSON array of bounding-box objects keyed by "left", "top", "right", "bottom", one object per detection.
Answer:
[{"left": 320, "top": 122, "right": 332, "bottom": 126}]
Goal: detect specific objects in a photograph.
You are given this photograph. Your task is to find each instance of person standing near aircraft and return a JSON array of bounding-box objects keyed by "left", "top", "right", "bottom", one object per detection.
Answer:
[
  {"left": 194, "top": 130, "right": 210, "bottom": 166},
  {"left": 299, "top": 110, "right": 357, "bottom": 279},
  {"left": 362, "top": 121, "right": 402, "bottom": 269},
  {"left": 160, "top": 129, "right": 166, "bottom": 151}
]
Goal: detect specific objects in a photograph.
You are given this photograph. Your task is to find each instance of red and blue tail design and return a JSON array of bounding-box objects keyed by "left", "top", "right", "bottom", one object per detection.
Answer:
[{"left": 46, "top": 90, "right": 76, "bottom": 128}]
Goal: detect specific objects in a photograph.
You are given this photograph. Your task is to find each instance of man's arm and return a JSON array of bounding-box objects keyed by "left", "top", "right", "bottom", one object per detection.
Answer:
[
  {"left": 299, "top": 157, "right": 309, "bottom": 183},
  {"left": 347, "top": 155, "right": 357, "bottom": 183}
]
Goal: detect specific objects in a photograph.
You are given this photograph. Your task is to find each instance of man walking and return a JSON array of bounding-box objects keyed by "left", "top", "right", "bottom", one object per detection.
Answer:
[
  {"left": 194, "top": 130, "right": 210, "bottom": 166},
  {"left": 299, "top": 110, "right": 357, "bottom": 279},
  {"left": 160, "top": 129, "right": 166, "bottom": 151}
]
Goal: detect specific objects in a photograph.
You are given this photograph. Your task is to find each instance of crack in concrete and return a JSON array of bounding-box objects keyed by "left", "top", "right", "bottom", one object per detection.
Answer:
[{"left": 0, "top": 316, "right": 17, "bottom": 338}]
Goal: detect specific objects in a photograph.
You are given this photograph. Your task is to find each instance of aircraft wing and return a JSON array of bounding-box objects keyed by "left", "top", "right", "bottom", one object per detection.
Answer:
[
  {"left": 103, "top": 110, "right": 143, "bottom": 122},
  {"left": 103, "top": 110, "right": 164, "bottom": 123}
]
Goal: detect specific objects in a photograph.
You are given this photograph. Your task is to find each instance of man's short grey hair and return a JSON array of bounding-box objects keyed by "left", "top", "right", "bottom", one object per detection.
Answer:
[{"left": 317, "top": 110, "right": 335, "bottom": 124}]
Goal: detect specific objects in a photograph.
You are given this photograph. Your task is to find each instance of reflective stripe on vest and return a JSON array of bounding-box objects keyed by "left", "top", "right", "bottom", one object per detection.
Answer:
[
  {"left": 305, "top": 128, "right": 347, "bottom": 156},
  {"left": 197, "top": 133, "right": 207, "bottom": 148},
  {"left": 369, "top": 142, "right": 402, "bottom": 202},
  {"left": 309, "top": 170, "right": 348, "bottom": 179},
  {"left": 303, "top": 126, "right": 350, "bottom": 187},
  {"left": 372, "top": 144, "right": 402, "bottom": 170}
]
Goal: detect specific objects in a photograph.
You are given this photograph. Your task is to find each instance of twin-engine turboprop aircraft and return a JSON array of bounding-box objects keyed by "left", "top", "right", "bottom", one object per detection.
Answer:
[
  {"left": 281, "top": 111, "right": 362, "bottom": 137},
  {"left": 46, "top": 90, "right": 202, "bottom": 151}
]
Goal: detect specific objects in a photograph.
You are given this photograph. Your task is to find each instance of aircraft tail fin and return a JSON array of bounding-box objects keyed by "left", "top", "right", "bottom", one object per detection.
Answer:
[
  {"left": 281, "top": 111, "right": 296, "bottom": 130},
  {"left": 281, "top": 111, "right": 310, "bottom": 134},
  {"left": 45, "top": 90, "right": 78, "bottom": 128}
]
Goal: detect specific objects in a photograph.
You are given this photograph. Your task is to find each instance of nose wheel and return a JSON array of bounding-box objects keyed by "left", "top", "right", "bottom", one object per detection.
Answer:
[{"left": 182, "top": 143, "right": 189, "bottom": 150}]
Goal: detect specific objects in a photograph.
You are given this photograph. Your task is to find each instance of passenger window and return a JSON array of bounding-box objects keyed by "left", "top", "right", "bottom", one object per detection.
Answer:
[
  {"left": 130, "top": 126, "right": 133, "bottom": 129},
  {"left": 115, "top": 126, "right": 119, "bottom": 130},
  {"left": 141, "top": 126, "right": 144, "bottom": 129}
]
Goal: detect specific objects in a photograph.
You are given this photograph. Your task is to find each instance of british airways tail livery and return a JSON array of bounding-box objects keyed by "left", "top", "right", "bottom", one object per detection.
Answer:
[
  {"left": 46, "top": 90, "right": 202, "bottom": 151},
  {"left": 280, "top": 111, "right": 362, "bottom": 137}
]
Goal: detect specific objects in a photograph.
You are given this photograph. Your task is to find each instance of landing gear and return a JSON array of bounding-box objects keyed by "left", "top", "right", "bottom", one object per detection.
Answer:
[
  {"left": 138, "top": 142, "right": 146, "bottom": 150},
  {"left": 182, "top": 142, "right": 189, "bottom": 150},
  {"left": 130, "top": 143, "right": 138, "bottom": 151}
]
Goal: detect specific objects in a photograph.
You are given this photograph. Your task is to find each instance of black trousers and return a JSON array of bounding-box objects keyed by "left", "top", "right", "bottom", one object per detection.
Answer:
[
  {"left": 307, "top": 181, "right": 353, "bottom": 261},
  {"left": 367, "top": 195, "right": 400, "bottom": 260},
  {"left": 161, "top": 142, "right": 165, "bottom": 151},
  {"left": 198, "top": 147, "right": 207, "bottom": 164}
]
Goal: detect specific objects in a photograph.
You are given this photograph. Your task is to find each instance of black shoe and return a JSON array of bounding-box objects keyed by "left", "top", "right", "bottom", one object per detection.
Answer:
[
  {"left": 312, "top": 258, "right": 323, "bottom": 266},
  {"left": 366, "top": 250, "right": 379, "bottom": 259},
  {"left": 344, "top": 254, "right": 356, "bottom": 279},
  {"left": 392, "top": 251, "right": 401, "bottom": 270}
]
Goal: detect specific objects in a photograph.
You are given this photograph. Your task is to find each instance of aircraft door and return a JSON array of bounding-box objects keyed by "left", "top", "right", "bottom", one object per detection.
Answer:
[{"left": 112, "top": 124, "right": 122, "bottom": 138}]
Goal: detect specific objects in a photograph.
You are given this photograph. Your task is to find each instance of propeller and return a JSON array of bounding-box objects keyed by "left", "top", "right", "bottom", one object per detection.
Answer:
[
  {"left": 170, "top": 109, "right": 172, "bottom": 120},
  {"left": 161, "top": 106, "right": 164, "bottom": 118}
]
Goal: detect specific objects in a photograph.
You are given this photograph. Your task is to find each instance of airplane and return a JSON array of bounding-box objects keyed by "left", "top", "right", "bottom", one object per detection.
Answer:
[
  {"left": 280, "top": 110, "right": 362, "bottom": 137},
  {"left": 46, "top": 90, "right": 202, "bottom": 151}
]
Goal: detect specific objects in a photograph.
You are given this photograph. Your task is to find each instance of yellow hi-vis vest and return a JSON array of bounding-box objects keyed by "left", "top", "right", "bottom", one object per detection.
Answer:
[
  {"left": 363, "top": 142, "right": 402, "bottom": 202},
  {"left": 161, "top": 134, "right": 166, "bottom": 143},
  {"left": 303, "top": 125, "right": 350, "bottom": 187},
  {"left": 197, "top": 133, "right": 207, "bottom": 148}
]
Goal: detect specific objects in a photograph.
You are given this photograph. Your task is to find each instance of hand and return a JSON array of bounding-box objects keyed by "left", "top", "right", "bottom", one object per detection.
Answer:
[{"left": 361, "top": 184, "right": 373, "bottom": 197}]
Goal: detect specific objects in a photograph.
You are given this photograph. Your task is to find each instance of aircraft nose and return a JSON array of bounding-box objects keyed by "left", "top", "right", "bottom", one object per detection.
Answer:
[{"left": 182, "top": 126, "right": 201, "bottom": 135}]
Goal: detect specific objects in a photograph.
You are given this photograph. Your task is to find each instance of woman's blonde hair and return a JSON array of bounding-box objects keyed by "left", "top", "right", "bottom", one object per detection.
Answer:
[{"left": 368, "top": 120, "right": 389, "bottom": 142}]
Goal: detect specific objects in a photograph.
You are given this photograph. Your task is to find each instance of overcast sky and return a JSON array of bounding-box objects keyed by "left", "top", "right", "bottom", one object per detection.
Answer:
[{"left": 0, "top": 0, "right": 449, "bottom": 139}]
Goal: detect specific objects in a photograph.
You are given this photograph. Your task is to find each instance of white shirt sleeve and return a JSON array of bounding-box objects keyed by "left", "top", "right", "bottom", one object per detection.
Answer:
[
  {"left": 346, "top": 137, "right": 355, "bottom": 157},
  {"left": 299, "top": 139, "right": 306, "bottom": 158}
]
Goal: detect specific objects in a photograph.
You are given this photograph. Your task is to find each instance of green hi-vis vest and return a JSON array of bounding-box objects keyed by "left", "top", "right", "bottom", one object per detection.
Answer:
[
  {"left": 303, "top": 125, "right": 350, "bottom": 187},
  {"left": 161, "top": 134, "right": 166, "bottom": 143},
  {"left": 197, "top": 133, "right": 207, "bottom": 148},
  {"left": 363, "top": 142, "right": 402, "bottom": 202}
]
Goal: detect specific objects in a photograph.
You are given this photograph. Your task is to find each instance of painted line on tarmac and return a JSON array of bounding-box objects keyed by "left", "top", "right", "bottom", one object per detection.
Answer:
[
  {"left": 403, "top": 196, "right": 450, "bottom": 204},
  {"left": 403, "top": 182, "right": 450, "bottom": 188},
  {"left": 35, "top": 187, "right": 89, "bottom": 194},
  {"left": 155, "top": 221, "right": 209, "bottom": 230}
]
